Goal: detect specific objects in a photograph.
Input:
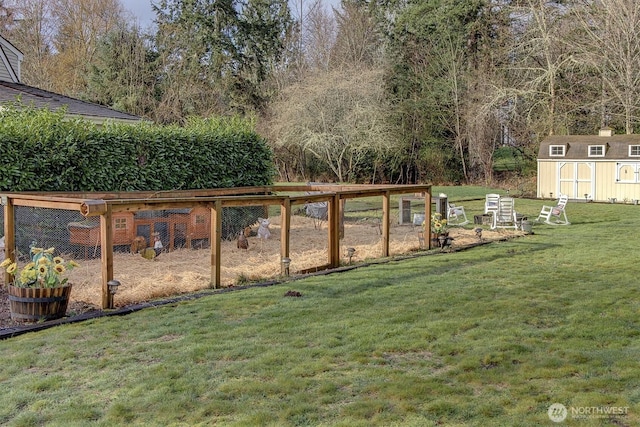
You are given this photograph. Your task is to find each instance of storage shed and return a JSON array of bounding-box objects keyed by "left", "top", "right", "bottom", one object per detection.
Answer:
[{"left": 537, "top": 129, "right": 640, "bottom": 202}]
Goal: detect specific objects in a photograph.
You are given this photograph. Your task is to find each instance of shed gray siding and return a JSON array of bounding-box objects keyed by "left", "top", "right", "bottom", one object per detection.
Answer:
[
  {"left": 0, "top": 36, "right": 22, "bottom": 82},
  {"left": 0, "top": 65, "right": 10, "bottom": 82}
]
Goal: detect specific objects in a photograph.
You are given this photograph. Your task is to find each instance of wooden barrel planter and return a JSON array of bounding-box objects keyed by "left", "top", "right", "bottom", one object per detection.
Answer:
[{"left": 8, "top": 284, "right": 72, "bottom": 322}]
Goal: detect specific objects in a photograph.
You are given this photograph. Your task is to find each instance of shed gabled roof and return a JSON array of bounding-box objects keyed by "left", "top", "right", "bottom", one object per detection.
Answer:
[{"left": 538, "top": 134, "right": 640, "bottom": 160}]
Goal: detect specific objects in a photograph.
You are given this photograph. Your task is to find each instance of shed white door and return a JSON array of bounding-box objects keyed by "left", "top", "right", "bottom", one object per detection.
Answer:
[{"left": 558, "top": 162, "right": 594, "bottom": 199}]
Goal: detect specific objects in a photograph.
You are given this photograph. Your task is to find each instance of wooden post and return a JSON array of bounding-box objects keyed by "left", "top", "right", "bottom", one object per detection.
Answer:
[
  {"left": 339, "top": 198, "right": 345, "bottom": 239},
  {"left": 2, "top": 196, "right": 15, "bottom": 284},
  {"left": 425, "top": 191, "right": 432, "bottom": 249},
  {"left": 328, "top": 194, "right": 341, "bottom": 268},
  {"left": 100, "top": 205, "right": 114, "bottom": 309},
  {"left": 280, "top": 198, "right": 291, "bottom": 275},
  {"left": 382, "top": 191, "right": 390, "bottom": 257},
  {"left": 210, "top": 200, "right": 222, "bottom": 289}
]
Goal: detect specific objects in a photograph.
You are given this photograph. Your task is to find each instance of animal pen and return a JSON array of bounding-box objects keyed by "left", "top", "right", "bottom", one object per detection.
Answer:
[{"left": 1, "top": 184, "right": 433, "bottom": 310}]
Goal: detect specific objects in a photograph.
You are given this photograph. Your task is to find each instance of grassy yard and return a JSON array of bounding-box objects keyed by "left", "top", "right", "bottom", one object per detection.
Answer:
[{"left": 0, "top": 193, "right": 639, "bottom": 426}]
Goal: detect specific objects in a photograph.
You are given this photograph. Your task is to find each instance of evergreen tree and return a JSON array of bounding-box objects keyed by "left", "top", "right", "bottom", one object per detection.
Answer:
[
  {"left": 85, "top": 24, "right": 159, "bottom": 118},
  {"left": 152, "top": 0, "right": 294, "bottom": 121}
]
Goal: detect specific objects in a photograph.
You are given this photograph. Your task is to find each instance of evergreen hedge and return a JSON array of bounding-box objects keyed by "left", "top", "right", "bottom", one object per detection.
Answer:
[{"left": 0, "top": 105, "right": 274, "bottom": 192}]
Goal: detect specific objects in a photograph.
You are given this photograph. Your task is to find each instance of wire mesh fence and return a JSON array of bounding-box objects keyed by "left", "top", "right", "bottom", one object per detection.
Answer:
[
  {"left": 0, "top": 185, "right": 434, "bottom": 311},
  {"left": 340, "top": 191, "right": 431, "bottom": 261}
]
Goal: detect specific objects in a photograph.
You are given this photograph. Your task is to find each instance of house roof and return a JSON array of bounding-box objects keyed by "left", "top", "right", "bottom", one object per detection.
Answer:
[
  {"left": 0, "top": 80, "right": 143, "bottom": 124},
  {"left": 0, "top": 34, "right": 143, "bottom": 125},
  {"left": 538, "top": 134, "right": 640, "bottom": 160}
]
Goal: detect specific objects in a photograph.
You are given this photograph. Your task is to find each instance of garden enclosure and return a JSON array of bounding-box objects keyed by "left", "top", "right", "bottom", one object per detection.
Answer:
[{"left": 1, "top": 184, "right": 433, "bottom": 309}]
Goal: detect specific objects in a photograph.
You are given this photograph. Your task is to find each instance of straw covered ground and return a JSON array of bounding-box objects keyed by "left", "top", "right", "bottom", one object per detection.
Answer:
[{"left": 1, "top": 214, "right": 524, "bottom": 328}]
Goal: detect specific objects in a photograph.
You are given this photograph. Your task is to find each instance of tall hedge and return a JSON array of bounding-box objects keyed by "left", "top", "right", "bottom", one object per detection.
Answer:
[{"left": 0, "top": 105, "right": 274, "bottom": 192}]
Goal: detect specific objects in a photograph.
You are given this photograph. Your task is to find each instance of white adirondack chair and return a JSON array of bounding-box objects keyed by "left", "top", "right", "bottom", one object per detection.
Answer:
[
  {"left": 537, "top": 194, "right": 570, "bottom": 225},
  {"left": 491, "top": 197, "right": 518, "bottom": 230}
]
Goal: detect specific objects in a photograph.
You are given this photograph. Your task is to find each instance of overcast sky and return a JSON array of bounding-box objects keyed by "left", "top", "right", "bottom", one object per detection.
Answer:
[
  {"left": 120, "top": 0, "right": 156, "bottom": 28},
  {"left": 120, "top": 0, "right": 341, "bottom": 29}
]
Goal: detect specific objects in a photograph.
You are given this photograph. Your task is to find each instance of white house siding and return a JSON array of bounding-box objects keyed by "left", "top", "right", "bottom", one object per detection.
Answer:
[
  {"left": 538, "top": 160, "right": 640, "bottom": 202},
  {"left": 593, "top": 162, "right": 616, "bottom": 201},
  {"left": 610, "top": 162, "right": 640, "bottom": 201}
]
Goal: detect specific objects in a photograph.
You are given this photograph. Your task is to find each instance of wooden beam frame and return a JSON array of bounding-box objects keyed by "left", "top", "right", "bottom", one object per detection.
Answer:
[
  {"left": 425, "top": 192, "right": 432, "bottom": 249},
  {"left": 211, "top": 200, "right": 222, "bottom": 289},
  {"left": 2, "top": 196, "right": 15, "bottom": 285},
  {"left": 328, "top": 193, "right": 341, "bottom": 267},
  {"left": 0, "top": 184, "right": 432, "bottom": 303},
  {"left": 382, "top": 191, "right": 391, "bottom": 257},
  {"left": 280, "top": 198, "right": 291, "bottom": 275},
  {"left": 100, "top": 205, "right": 114, "bottom": 308}
]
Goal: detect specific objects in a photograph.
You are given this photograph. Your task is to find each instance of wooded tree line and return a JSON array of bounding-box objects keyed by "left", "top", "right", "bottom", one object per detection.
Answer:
[{"left": 2, "top": 0, "right": 640, "bottom": 184}]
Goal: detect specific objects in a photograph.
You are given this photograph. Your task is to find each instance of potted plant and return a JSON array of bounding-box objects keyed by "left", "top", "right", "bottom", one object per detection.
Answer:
[
  {"left": 0, "top": 246, "right": 79, "bottom": 322},
  {"left": 420, "top": 212, "right": 448, "bottom": 248}
]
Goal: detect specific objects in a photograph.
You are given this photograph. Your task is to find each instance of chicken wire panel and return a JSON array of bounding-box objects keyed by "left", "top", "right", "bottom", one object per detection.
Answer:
[
  {"left": 340, "top": 196, "right": 386, "bottom": 264},
  {"left": 340, "top": 193, "right": 423, "bottom": 261},
  {"left": 111, "top": 206, "right": 213, "bottom": 308},
  {"left": 220, "top": 203, "right": 280, "bottom": 286},
  {"left": 4, "top": 206, "right": 101, "bottom": 299},
  {"left": 390, "top": 192, "right": 427, "bottom": 255},
  {"left": 288, "top": 202, "right": 330, "bottom": 274}
]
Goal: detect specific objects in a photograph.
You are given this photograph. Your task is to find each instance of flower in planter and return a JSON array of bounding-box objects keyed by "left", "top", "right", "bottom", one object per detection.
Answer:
[
  {"left": 423, "top": 212, "right": 448, "bottom": 235},
  {"left": 0, "top": 246, "right": 79, "bottom": 288}
]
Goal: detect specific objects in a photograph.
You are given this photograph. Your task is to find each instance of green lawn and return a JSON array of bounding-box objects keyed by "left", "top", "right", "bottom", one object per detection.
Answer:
[{"left": 0, "top": 193, "right": 639, "bottom": 426}]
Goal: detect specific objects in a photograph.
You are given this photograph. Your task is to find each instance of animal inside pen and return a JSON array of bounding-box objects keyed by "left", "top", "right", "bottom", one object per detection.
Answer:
[
  {"left": 67, "top": 208, "right": 213, "bottom": 258},
  {"left": 1, "top": 185, "right": 439, "bottom": 311},
  {"left": 3, "top": 190, "right": 524, "bottom": 313}
]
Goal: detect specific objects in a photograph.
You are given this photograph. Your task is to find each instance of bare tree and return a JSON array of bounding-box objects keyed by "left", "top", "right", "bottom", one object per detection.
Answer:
[
  {"left": 2, "top": 0, "right": 56, "bottom": 90},
  {"left": 506, "top": 0, "right": 577, "bottom": 137},
  {"left": 269, "top": 67, "right": 396, "bottom": 182},
  {"left": 572, "top": 0, "right": 640, "bottom": 134},
  {"left": 49, "top": 0, "right": 126, "bottom": 96},
  {"left": 331, "top": 1, "right": 380, "bottom": 68},
  {"left": 304, "top": 0, "right": 336, "bottom": 71}
]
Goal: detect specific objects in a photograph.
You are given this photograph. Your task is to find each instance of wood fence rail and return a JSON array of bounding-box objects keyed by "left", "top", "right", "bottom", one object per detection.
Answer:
[{"left": 1, "top": 184, "right": 432, "bottom": 309}]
